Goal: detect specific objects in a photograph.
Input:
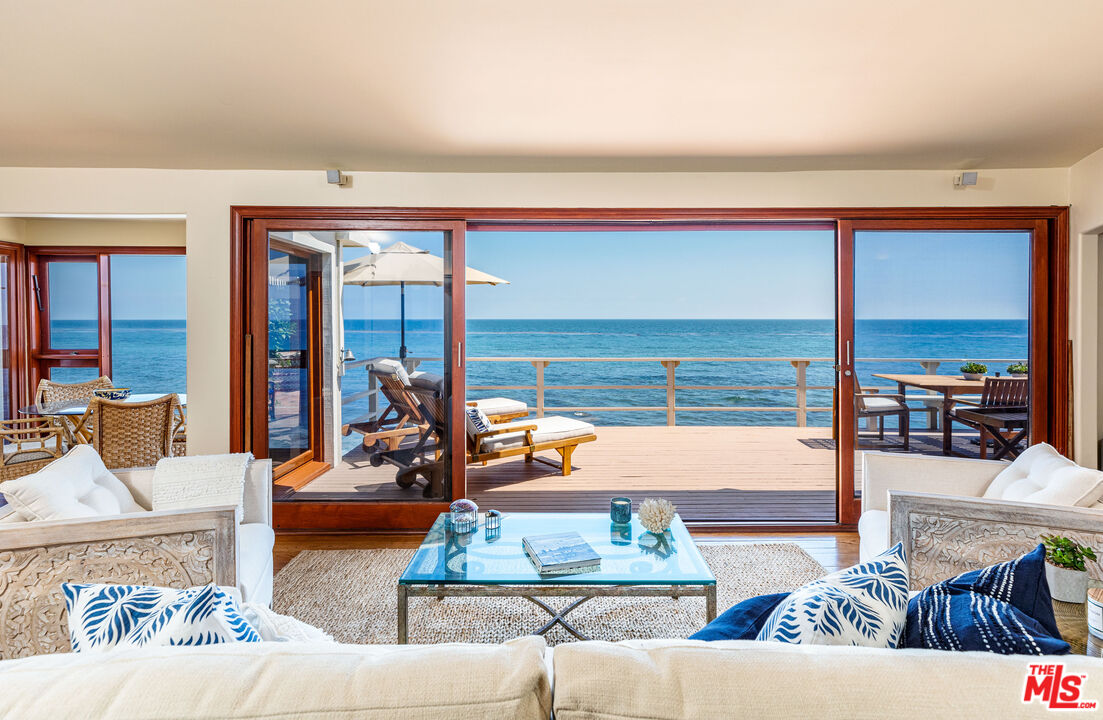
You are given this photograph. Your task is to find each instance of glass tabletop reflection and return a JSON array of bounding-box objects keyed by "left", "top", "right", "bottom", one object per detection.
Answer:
[{"left": 399, "top": 512, "right": 715, "bottom": 586}]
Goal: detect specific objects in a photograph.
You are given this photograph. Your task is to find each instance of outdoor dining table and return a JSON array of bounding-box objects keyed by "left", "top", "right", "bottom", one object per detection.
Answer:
[
  {"left": 869, "top": 374, "right": 984, "bottom": 455},
  {"left": 18, "top": 393, "right": 187, "bottom": 445}
]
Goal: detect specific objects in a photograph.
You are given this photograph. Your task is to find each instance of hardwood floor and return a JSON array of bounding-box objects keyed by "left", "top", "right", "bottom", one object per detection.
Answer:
[{"left": 273, "top": 530, "right": 859, "bottom": 575}]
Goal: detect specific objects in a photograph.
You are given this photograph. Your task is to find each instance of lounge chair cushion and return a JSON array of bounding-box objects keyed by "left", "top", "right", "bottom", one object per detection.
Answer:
[
  {"left": 370, "top": 359, "right": 410, "bottom": 385},
  {"left": 408, "top": 371, "right": 444, "bottom": 392},
  {"left": 479, "top": 416, "right": 594, "bottom": 454},
  {"left": 471, "top": 397, "right": 528, "bottom": 417}
]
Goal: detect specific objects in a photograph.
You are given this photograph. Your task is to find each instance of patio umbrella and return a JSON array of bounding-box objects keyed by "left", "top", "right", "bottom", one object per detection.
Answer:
[{"left": 342, "top": 241, "right": 509, "bottom": 359}]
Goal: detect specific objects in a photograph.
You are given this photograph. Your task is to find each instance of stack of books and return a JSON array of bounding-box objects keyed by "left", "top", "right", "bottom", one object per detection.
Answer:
[{"left": 522, "top": 532, "right": 601, "bottom": 574}]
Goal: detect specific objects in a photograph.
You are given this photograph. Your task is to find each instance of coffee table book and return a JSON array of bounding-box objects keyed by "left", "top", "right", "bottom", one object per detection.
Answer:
[{"left": 522, "top": 532, "right": 601, "bottom": 574}]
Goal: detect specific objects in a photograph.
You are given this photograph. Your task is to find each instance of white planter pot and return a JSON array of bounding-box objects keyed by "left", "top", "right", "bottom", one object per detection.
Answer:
[
  {"left": 1011, "top": 372, "right": 1028, "bottom": 378},
  {"left": 962, "top": 373, "right": 985, "bottom": 381},
  {"left": 1046, "top": 562, "right": 1089, "bottom": 603}
]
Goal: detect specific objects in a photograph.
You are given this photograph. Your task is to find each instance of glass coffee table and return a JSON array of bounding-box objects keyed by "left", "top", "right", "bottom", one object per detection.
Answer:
[{"left": 397, "top": 512, "right": 716, "bottom": 643}]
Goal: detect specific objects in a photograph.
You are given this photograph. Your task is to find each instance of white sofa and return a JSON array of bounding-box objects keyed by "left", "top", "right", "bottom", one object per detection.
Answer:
[
  {"left": 0, "top": 451, "right": 274, "bottom": 658},
  {"left": 859, "top": 444, "right": 1103, "bottom": 587},
  {"left": 0, "top": 638, "right": 1099, "bottom": 719}
]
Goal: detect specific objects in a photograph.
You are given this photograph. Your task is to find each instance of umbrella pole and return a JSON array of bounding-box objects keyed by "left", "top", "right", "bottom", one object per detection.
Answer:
[{"left": 399, "top": 281, "right": 407, "bottom": 361}]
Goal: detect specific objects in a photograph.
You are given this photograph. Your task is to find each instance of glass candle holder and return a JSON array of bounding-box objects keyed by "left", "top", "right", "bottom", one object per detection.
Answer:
[
  {"left": 610, "top": 497, "right": 632, "bottom": 525},
  {"left": 449, "top": 498, "right": 478, "bottom": 534},
  {"left": 485, "top": 509, "right": 502, "bottom": 531}
]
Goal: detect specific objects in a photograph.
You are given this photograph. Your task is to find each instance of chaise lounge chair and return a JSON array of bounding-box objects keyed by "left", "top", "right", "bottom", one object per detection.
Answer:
[{"left": 341, "top": 359, "right": 528, "bottom": 454}]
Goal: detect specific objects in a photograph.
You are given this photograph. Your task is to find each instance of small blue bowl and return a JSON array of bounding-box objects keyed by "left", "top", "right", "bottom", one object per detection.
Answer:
[{"left": 93, "top": 388, "right": 131, "bottom": 401}]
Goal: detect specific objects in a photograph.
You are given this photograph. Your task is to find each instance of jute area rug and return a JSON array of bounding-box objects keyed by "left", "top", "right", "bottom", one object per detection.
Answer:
[{"left": 273, "top": 542, "right": 826, "bottom": 645}]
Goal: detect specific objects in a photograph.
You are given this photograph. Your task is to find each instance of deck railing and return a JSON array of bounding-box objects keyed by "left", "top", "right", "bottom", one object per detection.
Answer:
[{"left": 343, "top": 356, "right": 1022, "bottom": 428}]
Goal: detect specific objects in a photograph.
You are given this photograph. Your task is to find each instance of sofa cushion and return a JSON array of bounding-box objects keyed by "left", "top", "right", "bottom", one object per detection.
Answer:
[
  {"left": 237, "top": 522, "right": 276, "bottom": 606},
  {"left": 982, "top": 442, "right": 1103, "bottom": 506},
  {"left": 551, "top": 639, "right": 1103, "bottom": 720},
  {"left": 0, "top": 445, "right": 142, "bottom": 521},
  {"left": 903, "top": 544, "right": 1067, "bottom": 654},
  {"left": 0, "top": 638, "right": 551, "bottom": 720},
  {"left": 63, "top": 583, "right": 260, "bottom": 652},
  {"left": 689, "top": 592, "right": 789, "bottom": 641},
  {"left": 757, "top": 543, "right": 909, "bottom": 648},
  {"left": 857, "top": 509, "right": 889, "bottom": 561},
  {"left": 479, "top": 416, "right": 595, "bottom": 453}
]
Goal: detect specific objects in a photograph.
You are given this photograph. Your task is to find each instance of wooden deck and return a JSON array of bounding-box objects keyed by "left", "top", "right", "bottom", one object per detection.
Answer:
[{"left": 288, "top": 426, "right": 840, "bottom": 523}]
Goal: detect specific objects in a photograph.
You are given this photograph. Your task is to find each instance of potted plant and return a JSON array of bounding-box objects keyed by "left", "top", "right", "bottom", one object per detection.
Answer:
[
  {"left": 1042, "top": 534, "right": 1097, "bottom": 603},
  {"left": 960, "top": 362, "right": 988, "bottom": 381},
  {"left": 1007, "top": 362, "right": 1028, "bottom": 378}
]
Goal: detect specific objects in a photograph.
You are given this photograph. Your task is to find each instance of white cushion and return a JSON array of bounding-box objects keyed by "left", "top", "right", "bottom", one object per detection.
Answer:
[
  {"left": 237, "top": 522, "right": 275, "bottom": 606},
  {"left": 240, "top": 602, "right": 333, "bottom": 643},
  {"left": 982, "top": 442, "right": 1103, "bottom": 506},
  {"left": 757, "top": 543, "right": 909, "bottom": 648},
  {"left": 0, "top": 445, "right": 143, "bottom": 521},
  {"left": 63, "top": 583, "right": 260, "bottom": 652},
  {"left": 857, "top": 510, "right": 889, "bottom": 562},
  {"left": 471, "top": 397, "right": 528, "bottom": 417},
  {"left": 152, "top": 453, "right": 252, "bottom": 516},
  {"left": 480, "top": 416, "right": 595, "bottom": 453},
  {"left": 371, "top": 358, "right": 410, "bottom": 385},
  {"left": 862, "top": 396, "right": 904, "bottom": 410},
  {"left": 408, "top": 371, "right": 443, "bottom": 392},
  {"left": 465, "top": 406, "right": 493, "bottom": 438}
]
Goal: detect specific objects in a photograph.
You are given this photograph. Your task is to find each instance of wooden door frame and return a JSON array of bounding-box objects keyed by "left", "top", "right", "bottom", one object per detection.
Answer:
[
  {"left": 230, "top": 212, "right": 466, "bottom": 530},
  {"left": 231, "top": 206, "right": 1068, "bottom": 532},
  {"left": 836, "top": 216, "right": 1068, "bottom": 525},
  {"left": 0, "top": 241, "right": 29, "bottom": 418}
]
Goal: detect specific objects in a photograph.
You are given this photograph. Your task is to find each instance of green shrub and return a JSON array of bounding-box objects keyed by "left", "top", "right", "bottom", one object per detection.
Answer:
[
  {"left": 959, "top": 362, "right": 988, "bottom": 374},
  {"left": 1007, "top": 362, "right": 1028, "bottom": 374}
]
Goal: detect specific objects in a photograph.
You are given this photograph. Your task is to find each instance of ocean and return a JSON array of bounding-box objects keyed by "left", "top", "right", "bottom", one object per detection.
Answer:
[
  {"left": 49, "top": 320, "right": 188, "bottom": 394},
  {"left": 340, "top": 318, "right": 1029, "bottom": 437}
]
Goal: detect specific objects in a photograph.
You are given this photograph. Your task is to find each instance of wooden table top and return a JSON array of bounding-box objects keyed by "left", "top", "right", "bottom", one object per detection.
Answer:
[{"left": 871, "top": 373, "right": 986, "bottom": 393}]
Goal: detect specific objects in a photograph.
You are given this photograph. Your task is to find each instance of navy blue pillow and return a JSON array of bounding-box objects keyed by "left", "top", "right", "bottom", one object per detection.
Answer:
[
  {"left": 904, "top": 544, "right": 1069, "bottom": 655},
  {"left": 690, "top": 592, "right": 788, "bottom": 641}
]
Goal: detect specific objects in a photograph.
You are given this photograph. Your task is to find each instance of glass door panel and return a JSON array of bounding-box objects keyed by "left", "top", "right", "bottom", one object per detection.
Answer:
[
  {"left": 267, "top": 243, "right": 317, "bottom": 475},
  {"left": 848, "top": 230, "right": 1031, "bottom": 503}
]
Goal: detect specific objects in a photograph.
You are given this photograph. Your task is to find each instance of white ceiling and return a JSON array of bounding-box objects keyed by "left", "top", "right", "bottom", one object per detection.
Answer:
[{"left": 3, "top": 0, "right": 1103, "bottom": 172}]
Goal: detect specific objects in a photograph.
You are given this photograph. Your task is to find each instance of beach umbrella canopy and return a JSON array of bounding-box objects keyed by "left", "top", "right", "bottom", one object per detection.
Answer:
[{"left": 342, "top": 241, "right": 508, "bottom": 358}]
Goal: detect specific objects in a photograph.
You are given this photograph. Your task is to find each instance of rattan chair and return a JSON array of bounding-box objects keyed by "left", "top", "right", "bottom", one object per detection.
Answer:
[
  {"left": 34, "top": 375, "right": 114, "bottom": 445},
  {"left": 0, "top": 418, "right": 64, "bottom": 481},
  {"left": 171, "top": 403, "right": 187, "bottom": 457},
  {"left": 82, "top": 394, "right": 178, "bottom": 469}
]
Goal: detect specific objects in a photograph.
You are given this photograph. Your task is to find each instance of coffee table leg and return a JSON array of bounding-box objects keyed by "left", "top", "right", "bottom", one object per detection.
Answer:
[
  {"left": 397, "top": 585, "right": 408, "bottom": 644},
  {"left": 705, "top": 585, "right": 717, "bottom": 622}
]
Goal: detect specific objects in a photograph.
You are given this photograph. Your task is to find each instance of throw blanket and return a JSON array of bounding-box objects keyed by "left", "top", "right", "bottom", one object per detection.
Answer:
[{"left": 152, "top": 453, "right": 253, "bottom": 516}]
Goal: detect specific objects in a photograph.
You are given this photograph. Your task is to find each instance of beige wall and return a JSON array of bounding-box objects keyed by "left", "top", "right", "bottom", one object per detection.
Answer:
[
  {"left": 0, "top": 218, "right": 25, "bottom": 245},
  {"left": 1070, "top": 147, "right": 1103, "bottom": 467},
  {"left": 19, "top": 218, "right": 185, "bottom": 247},
  {"left": 0, "top": 166, "right": 1076, "bottom": 455}
]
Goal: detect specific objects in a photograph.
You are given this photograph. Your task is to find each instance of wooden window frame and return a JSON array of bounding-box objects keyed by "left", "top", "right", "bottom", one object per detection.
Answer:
[
  {"left": 27, "top": 246, "right": 185, "bottom": 397},
  {"left": 230, "top": 206, "right": 1069, "bottom": 532}
]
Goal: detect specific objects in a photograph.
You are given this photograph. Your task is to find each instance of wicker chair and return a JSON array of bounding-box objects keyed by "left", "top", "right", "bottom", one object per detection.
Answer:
[
  {"left": 171, "top": 403, "right": 187, "bottom": 457},
  {"left": 34, "top": 375, "right": 114, "bottom": 445},
  {"left": 0, "top": 418, "right": 64, "bottom": 481},
  {"left": 82, "top": 394, "right": 178, "bottom": 469}
]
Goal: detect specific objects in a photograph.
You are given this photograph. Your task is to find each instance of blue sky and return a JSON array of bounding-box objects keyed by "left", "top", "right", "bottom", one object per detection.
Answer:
[
  {"left": 341, "top": 229, "right": 1030, "bottom": 320},
  {"left": 48, "top": 255, "right": 187, "bottom": 320}
]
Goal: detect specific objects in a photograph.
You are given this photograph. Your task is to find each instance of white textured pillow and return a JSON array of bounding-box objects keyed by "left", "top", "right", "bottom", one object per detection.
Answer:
[
  {"left": 0, "top": 445, "right": 143, "bottom": 521},
  {"left": 757, "top": 543, "right": 909, "bottom": 648},
  {"left": 982, "top": 443, "right": 1103, "bottom": 506}
]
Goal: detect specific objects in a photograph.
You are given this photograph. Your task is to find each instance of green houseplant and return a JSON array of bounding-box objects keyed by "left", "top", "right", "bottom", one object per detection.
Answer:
[
  {"left": 959, "top": 362, "right": 988, "bottom": 381},
  {"left": 1042, "top": 534, "right": 1097, "bottom": 603},
  {"left": 1007, "top": 362, "right": 1028, "bottom": 378}
]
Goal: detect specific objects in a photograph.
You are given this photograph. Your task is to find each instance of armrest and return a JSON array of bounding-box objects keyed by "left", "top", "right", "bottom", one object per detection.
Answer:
[
  {"left": 888, "top": 491, "right": 1103, "bottom": 587},
  {"left": 861, "top": 451, "right": 1004, "bottom": 512},
  {"left": 113, "top": 458, "right": 272, "bottom": 528},
  {"left": 856, "top": 393, "right": 906, "bottom": 402},
  {"left": 473, "top": 424, "right": 538, "bottom": 454}
]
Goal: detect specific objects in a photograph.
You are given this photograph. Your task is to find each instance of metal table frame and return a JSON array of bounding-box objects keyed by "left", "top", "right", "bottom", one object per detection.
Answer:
[{"left": 397, "top": 581, "right": 717, "bottom": 644}]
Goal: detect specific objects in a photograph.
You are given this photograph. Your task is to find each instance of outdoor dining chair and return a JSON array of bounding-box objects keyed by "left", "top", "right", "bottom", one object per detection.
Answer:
[
  {"left": 33, "top": 375, "right": 114, "bottom": 446},
  {"left": 854, "top": 377, "right": 910, "bottom": 450},
  {"left": 82, "top": 393, "right": 178, "bottom": 469}
]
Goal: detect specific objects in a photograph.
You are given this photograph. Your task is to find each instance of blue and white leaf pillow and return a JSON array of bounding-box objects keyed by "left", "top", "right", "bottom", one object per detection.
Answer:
[
  {"left": 757, "top": 543, "right": 909, "bottom": 648},
  {"left": 63, "top": 583, "right": 260, "bottom": 652}
]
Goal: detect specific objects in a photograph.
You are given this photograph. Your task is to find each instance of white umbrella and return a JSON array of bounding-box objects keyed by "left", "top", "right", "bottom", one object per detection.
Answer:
[{"left": 343, "top": 241, "right": 508, "bottom": 359}]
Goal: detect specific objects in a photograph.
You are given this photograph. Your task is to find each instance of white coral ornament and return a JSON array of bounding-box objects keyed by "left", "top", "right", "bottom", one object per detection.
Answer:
[{"left": 638, "top": 498, "right": 676, "bottom": 534}]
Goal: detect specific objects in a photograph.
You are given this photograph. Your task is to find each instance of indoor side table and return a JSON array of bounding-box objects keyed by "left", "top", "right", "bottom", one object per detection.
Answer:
[{"left": 396, "top": 511, "right": 717, "bottom": 644}]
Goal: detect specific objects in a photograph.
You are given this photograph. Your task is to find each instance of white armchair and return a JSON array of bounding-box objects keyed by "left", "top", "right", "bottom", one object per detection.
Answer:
[
  {"left": 859, "top": 444, "right": 1103, "bottom": 589},
  {"left": 0, "top": 453, "right": 273, "bottom": 658}
]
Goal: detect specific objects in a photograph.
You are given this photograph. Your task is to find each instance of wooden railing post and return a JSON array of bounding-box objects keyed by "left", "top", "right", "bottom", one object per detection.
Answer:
[
  {"left": 660, "top": 360, "right": 680, "bottom": 426},
  {"left": 790, "top": 360, "right": 809, "bottom": 427},
  {"left": 920, "top": 360, "right": 941, "bottom": 430},
  {"left": 531, "top": 360, "right": 549, "bottom": 418}
]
